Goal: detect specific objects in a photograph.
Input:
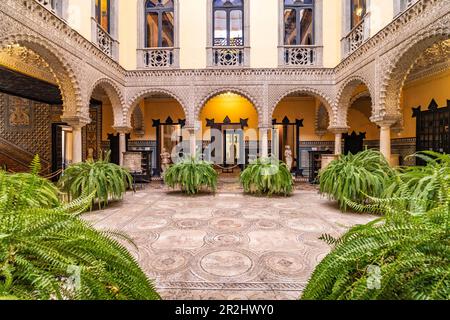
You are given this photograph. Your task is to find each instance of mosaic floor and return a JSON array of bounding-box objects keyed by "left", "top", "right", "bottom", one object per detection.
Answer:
[{"left": 83, "top": 178, "right": 374, "bottom": 300}]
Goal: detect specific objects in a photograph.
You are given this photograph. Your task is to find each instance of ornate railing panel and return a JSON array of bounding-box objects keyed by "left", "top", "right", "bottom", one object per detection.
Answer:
[
  {"left": 141, "top": 48, "right": 175, "bottom": 68},
  {"left": 35, "top": 0, "right": 56, "bottom": 13},
  {"left": 212, "top": 47, "right": 244, "bottom": 67},
  {"left": 284, "top": 46, "right": 317, "bottom": 66},
  {"left": 96, "top": 24, "right": 113, "bottom": 57},
  {"left": 345, "top": 18, "right": 367, "bottom": 55}
]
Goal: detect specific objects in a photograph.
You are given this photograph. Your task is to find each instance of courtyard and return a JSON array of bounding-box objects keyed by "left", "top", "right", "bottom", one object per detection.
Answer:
[{"left": 84, "top": 177, "right": 374, "bottom": 300}]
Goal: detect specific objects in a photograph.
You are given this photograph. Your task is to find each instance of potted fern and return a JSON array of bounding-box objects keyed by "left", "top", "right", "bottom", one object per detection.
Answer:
[
  {"left": 302, "top": 174, "right": 450, "bottom": 300},
  {"left": 0, "top": 186, "right": 160, "bottom": 300},
  {"left": 319, "top": 149, "right": 393, "bottom": 211},
  {"left": 163, "top": 155, "right": 218, "bottom": 195},
  {"left": 0, "top": 155, "right": 60, "bottom": 208},
  {"left": 58, "top": 152, "right": 132, "bottom": 210},
  {"left": 240, "top": 157, "right": 293, "bottom": 196}
]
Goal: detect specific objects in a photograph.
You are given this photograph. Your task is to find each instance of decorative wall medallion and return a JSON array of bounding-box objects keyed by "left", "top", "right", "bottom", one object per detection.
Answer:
[{"left": 6, "top": 95, "right": 33, "bottom": 130}]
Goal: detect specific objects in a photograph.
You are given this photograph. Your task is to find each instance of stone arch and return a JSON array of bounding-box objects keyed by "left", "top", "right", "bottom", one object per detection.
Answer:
[
  {"left": 0, "top": 33, "right": 84, "bottom": 119},
  {"left": 88, "top": 78, "right": 125, "bottom": 127},
  {"left": 335, "top": 75, "right": 374, "bottom": 127},
  {"left": 380, "top": 28, "right": 450, "bottom": 118},
  {"left": 125, "top": 88, "right": 188, "bottom": 127},
  {"left": 196, "top": 87, "right": 263, "bottom": 126},
  {"left": 270, "top": 87, "right": 334, "bottom": 126}
]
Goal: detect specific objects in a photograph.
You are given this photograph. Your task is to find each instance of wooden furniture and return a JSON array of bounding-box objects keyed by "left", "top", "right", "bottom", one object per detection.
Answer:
[
  {"left": 309, "top": 150, "right": 332, "bottom": 184},
  {"left": 123, "top": 151, "right": 152, "bottom": 184},
  {"left": 413, "top": 99, "right": 450, "bottom": 165}
]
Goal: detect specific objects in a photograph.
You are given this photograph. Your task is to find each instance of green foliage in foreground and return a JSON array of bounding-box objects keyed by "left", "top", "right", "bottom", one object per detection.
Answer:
[
  {"left": 58, "top": 153, "right": 132, "bottom": 210},
  {"left": 0, "top": 188, "right": 160, "bottom": 300},
  {"left": 163, "top": 156, "right": 218, "bottom": 195},
  {"left": 319, "top": 149, "right": 394, "bottom": 211},
  {"left": 0, "top": 155, "right": 60, "bottom": 209},
  {"left": 240, "top": 157, "right": 293, "bottom": 196},
  {"left": 383, "top": 151, "right": 450, "bottom": 211},
  {"left": 302, "top": 178, "right": 450, "bottom": 300}
]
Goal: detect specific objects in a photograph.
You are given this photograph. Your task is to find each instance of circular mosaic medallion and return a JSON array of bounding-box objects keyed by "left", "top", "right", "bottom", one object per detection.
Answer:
[
  {"left": 262, "top": 252, "right": 307, "bottom": 277},
  {"left": 149, "top": 209, "right": 176, "bottom": 216},
  {"left": 193, "top": 249, "right": 259, "bottom": 282},
  {"left": 214, "top": 201, "right": 242, "bottom": 209},
  {"left": 210, "top": 233, "right": 246, "bottom": 247},
  {"left": 209, "top": 218, "right": 248, "bottom": 232},
  {"left": 149, "top": 250, "right": 192, "bottom": 274},
  {"left": 212, "top": 209, "right": 241, "bottom": 217},
  {"left": 200, "top": 250, "right": 253, "bottom": 277},
  {"left": 285, "top": 218, "right": 326, "bottom": 232},
  {"left": 176, "top": 219, "right": 204, "bottom": 229},
  {"left": 255, "top": 219, "right": 279, "bottom": 230},
  {"left": 133, "top": 217, "right": 170, "bottom": 230}
]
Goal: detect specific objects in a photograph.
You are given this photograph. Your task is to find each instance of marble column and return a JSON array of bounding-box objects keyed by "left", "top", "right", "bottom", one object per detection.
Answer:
[
  {"left": 71, "top": 125, "right": 83, "bottom": 163},
  {"left": 329, "top": 127, "right": 348, "bottom": 156},
  {"left": 259, "top": 127, "right": 270, "bottom": 158},
  {"left": 187, "top": 128, "right": 197, "bottom": 157},
  {"left": 113, "top": 126, "right": 132, "bottom": 166},
  {"left": 62, "top": 117, "right": 90, "bottom": 164},
  {"left": 379, "top": 124, "right": 392, "bottom": 163}
]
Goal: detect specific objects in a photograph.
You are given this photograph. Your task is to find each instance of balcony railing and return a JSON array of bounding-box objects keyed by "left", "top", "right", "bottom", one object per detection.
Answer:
[
  {"left": 35, "top": 0, "right": 56, "bottom": 14},
  {"left": 96, "top": 24, "right": 114, "bottom": 57},
  {"left": 283, "top": 46, "right": 319, "bottom": 66},
  {"left": 344, "top": 17, "right": 369, "bottom": 55},
  {"left": 140, "top": 48, "right": 175, "bottom": 68},
  {"left": 212, "top": 47, "right": 245, "bottom": 67}
]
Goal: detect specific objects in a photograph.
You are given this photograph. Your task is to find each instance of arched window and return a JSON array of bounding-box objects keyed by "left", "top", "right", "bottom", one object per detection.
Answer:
[
  {"left": 145, "top": 0, "right": 174, "bottom": 48},
  {"left": 284, "top": 0, "right": 314, "bottom": 46},
  {"left": 350, "top": 0, "right": 366, "bottom": 29},
  {"left": 95, "top": 0, "right": 110, "bottom": 33},
  {"left": 213, "top": 0, "right": 244, "bottom": 47}
]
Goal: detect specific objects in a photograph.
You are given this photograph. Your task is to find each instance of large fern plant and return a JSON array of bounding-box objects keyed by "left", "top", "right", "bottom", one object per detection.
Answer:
[
  {"left": 383, "top": 151, "right": 450, "bottom": 211},
  {"left": 163, "top": 156, "right": 218, "bottom": 195},
  {"left": 319, "top": 149, "right": 394, "bottom": 211},
  {"left": 0, "top": 186, "right": 160, "bottom": 300},
  {"left": 240, "top": 157, "right": 293, "bottom": 196},
  {"left": 301, "top": 176, "right": 450, "bottom": 300},
  {"left": 58, "top": 153, "right": 132, "bottom": 210},
  {"left": 0, "top": 155, "right": 60, "bottom": 209}
]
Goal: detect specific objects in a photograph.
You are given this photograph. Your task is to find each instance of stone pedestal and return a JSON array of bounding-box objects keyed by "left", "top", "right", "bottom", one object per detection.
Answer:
[{"left": 321, "top": 154, "right": 339, "bottom": 170}]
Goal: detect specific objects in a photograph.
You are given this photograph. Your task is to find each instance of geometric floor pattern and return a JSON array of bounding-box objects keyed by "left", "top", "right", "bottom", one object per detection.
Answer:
[{"left": 83, "top": 178, "right": 375, "bottom": 300}]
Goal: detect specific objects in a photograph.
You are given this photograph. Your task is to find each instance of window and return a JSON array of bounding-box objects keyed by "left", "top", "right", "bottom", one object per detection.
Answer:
[
  {"left": 284, "top": 0, "right": 314, "bottom": 46},
  {"left": 350, "top": 0, "right": 366, "bottom": 29},
  {"left": 213, "top": 0, "right": 244, "bottom": 46},
  {"left": 145, "top": 0, "right": 174, "bottom": 48},
  {"left": 95, "top": 0, "right": 110, "bottom": 33}
]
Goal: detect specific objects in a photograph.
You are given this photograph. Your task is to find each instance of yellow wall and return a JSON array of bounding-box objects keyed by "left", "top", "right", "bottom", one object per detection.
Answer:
[
  {"left": 180, "top": 0, "right": 207, "bottom": 69},
  {"left": 66, "top": 0, "right": 92, "bottom": 41},
  {"left": 200, "top": 93, "right": 259, "bottom": 140},
  {"left": 348, "top": 107, "right": 379, "bottom": 140},
  {"left": 398, "top": 69, "right": 450, "bottom": 138},
  {"left": 323, "top": 0, "right": 342, "bottom": 67},
  {"left": 118, "top": 0, "right": 138, "bottom": 70},
  {"left": 273, "top": 97, "right": 334, "bottom": 141},
  {"left": 369, "top": 0, "right": 394, "bottom": 37},
  {"left": 102, "top": 98, "right": 186, "bottom": 140},
  {"left": 249, "top": 0, "right": 278, "bottom": 68}
]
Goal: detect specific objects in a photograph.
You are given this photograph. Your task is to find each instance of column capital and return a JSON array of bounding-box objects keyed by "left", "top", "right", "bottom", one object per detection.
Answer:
[
  {"left": 371, "top": 114, "right": 401, "bottom": 127},
  {"left": 183, "top": 126, "right": 197, "bottom": 134},
  {"left": 258, "top": 126, "right": 272, "bottom": 131},
  {"left": 113, "top": 126, "right": 133, "bottom": 134},
  {"left": 328, "top": 126, "right": 349, "bottom": 134},
  {"left": 61, "top": 115, "right": 91, "bottom": 129}
]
